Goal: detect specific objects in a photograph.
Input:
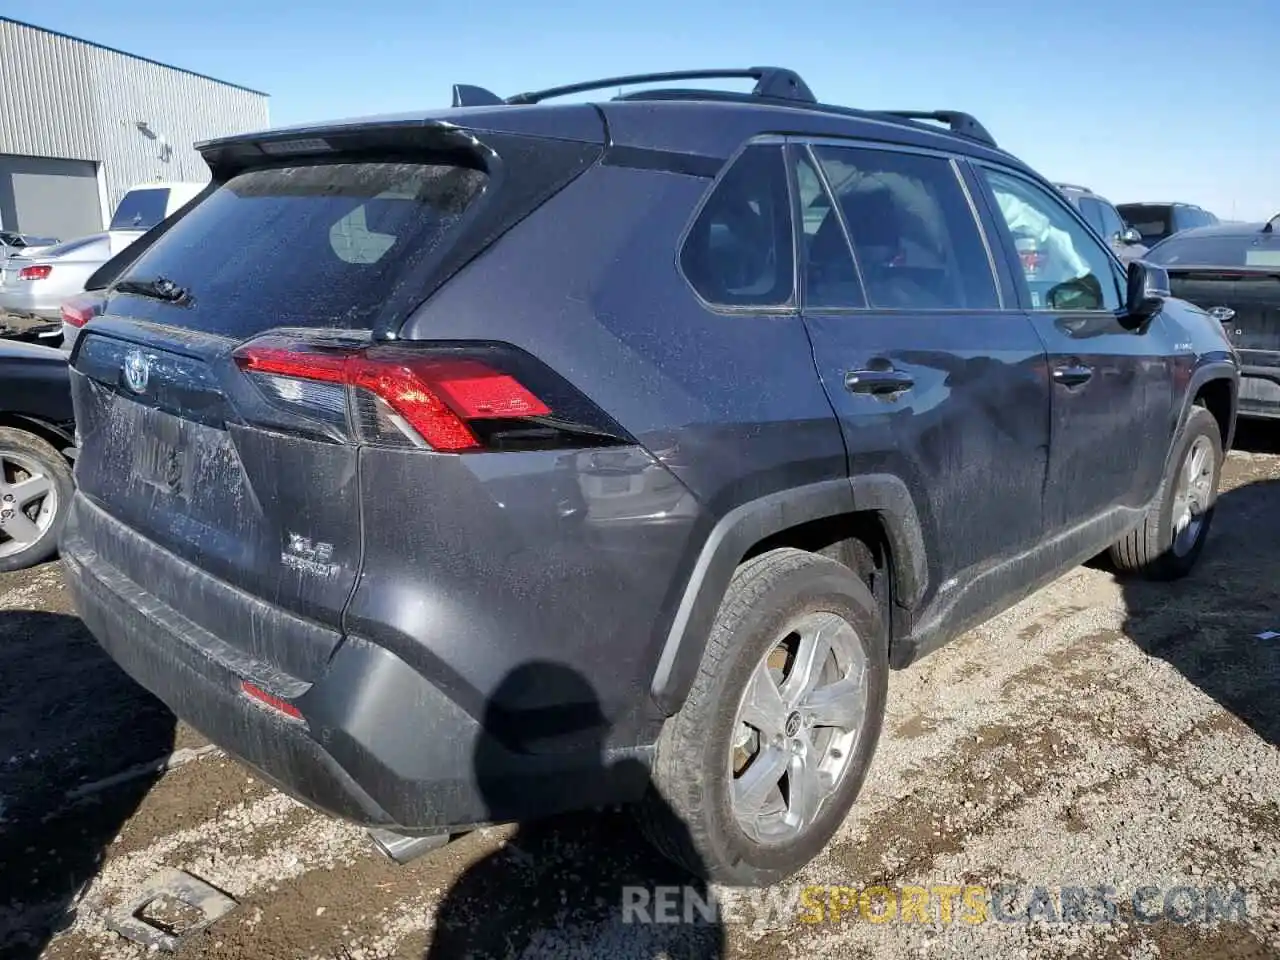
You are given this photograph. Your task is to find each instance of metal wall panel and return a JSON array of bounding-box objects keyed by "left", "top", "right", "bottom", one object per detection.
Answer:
[
  {"left": 0, "top": 20, "right": 99, "bottom": 161},
  {"left": 0, "top": 18, "right": 269, "bottom": 228},
  {"left": 89, "top": 50, "right": 269, "bottom": 214}
]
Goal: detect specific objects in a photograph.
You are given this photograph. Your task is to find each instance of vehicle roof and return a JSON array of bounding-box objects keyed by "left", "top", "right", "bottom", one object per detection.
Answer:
[
  {"left": 1118, "top": 201, "right": 1207, "bottom": 210},
  {"left": 198, "top": 94, "right": 1029, "bottom": 175},
  {"left": 1154, "top": 221, "right": 1272, "bottom": 240}
]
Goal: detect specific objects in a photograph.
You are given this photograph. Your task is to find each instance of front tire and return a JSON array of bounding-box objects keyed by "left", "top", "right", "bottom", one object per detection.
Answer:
[
  {"left": 0, "top": 427, "right": 73, "bottom": 574},
  {"left": 1109, "top": 405, "right": 1222, "bottom": 580},
  {"left": 638, "top": 547, "right": 888, "bottom": 886}
]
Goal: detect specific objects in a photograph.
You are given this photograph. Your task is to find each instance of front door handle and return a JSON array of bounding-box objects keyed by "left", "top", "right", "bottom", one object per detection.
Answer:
[
  {"left": 844, "top": 368, "right": 915, "bottom": 396},
  {"left": 1052, "top": 363, "right": 1093, "bottom": 387}
]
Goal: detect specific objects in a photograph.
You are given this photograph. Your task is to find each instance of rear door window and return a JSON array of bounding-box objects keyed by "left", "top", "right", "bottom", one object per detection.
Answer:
[
  {"left": 681, "top": 144, "right": 795, "bottom": 308},
  {"left": 107, "top": 162, "right": 488, "bottom": 338},
  {"left": 807, "top": 144, "right": 999, "bottom": 310},
  {"left": 109, "top": 188, "right": 172, "bottom": 231}
]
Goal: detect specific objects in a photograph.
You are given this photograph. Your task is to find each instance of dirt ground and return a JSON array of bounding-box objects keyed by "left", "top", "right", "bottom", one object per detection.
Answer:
[{"left": 1, "top": 427, "right": 1278, "bottom": 960}]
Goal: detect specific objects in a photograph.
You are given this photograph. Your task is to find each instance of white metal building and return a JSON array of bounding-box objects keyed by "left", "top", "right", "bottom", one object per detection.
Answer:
[{"left": 0, "top": 17, "right": 269, "bottom": 241}]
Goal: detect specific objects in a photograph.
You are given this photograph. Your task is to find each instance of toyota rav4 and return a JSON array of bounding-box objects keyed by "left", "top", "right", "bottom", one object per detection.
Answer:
[{"left": 62, "top": 67, "right": 1239, "bottom": 887}]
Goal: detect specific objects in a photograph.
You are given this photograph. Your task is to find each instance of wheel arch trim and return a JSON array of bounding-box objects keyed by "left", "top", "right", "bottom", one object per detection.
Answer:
[{"left": 649, "top": 474, "right": 927, "bottom": 715}]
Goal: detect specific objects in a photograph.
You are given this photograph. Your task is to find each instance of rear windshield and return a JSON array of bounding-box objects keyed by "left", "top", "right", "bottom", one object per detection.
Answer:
[
  {"left": 110, "top": 188, "right": 172, "bottom": 231},
  {"left": 1146, "top": 233, "right": 1280, "bottom": 268},
  {"left": 1116, "top": 205, "right": 1170, "bottom": 245},
  {"left": 109, "top": 162, "right": 488, "bottom": 337}
]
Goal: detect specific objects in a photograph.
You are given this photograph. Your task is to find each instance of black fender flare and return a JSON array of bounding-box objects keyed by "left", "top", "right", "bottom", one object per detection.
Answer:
[
  {"left": 1179, "top": 357, "right": 1239, "bottom": 455},
  {"left": 649, "top": 474, "right": 928, "bottom": 715}
]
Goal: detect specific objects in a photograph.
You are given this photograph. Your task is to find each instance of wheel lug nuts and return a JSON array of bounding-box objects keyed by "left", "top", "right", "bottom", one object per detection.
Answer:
[{"left": 1, "top": 494, "right": 11, "bottom": 502}]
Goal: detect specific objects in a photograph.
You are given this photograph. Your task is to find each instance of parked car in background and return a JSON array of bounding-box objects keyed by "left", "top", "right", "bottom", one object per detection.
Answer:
[
  {"left": 1145, "top": 215, "right": 1280, "bottom": 420},
  {"left": 1, "top": 230, "right": 59, "bottom": 262},
  {"left": 63, "top": 67, "right": 1239, "bottom": 888},
  {"left": 0, "top": 181, "right": 206, "bottom": 340},
  {"left": 1056, "top": 184, "right": 1148, "bottom": 263},
  {"left": 1118, "top": 201, "right": 1218, "bottom": 247},
  {"left": 0, "top": 338, "right": 75, "bottom": 571}
]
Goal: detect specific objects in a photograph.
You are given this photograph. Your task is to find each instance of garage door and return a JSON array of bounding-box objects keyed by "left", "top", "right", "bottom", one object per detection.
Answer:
[{"left": 0, "top": 154, "right": 102, "bottom": 242}]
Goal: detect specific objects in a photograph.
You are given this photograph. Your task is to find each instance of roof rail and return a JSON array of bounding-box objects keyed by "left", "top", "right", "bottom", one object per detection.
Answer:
[
  {"left": 876, "top": 111, "right": 996, "bottom": 148},
  {"left": 447, "top": 70, "right": 998, "bottom": 149},
  {"left": 1054, "top": 182, "right": 1093, "bottom": 194},
  {"left": 499, "top": 67, "right": 816, "bottom": 106}
]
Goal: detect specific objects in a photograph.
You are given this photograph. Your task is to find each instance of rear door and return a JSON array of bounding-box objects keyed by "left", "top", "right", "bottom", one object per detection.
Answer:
[
  {"left": 972, "top": 164, "right": 1175, "bottom": 529},
  {"left": 793, "top": 139, "right": 1051, "bottom": 595}
]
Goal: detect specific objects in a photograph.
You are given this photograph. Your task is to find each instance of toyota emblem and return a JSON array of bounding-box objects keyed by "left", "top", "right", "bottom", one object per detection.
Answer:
[
  {"left": 1207, "top": 306, "right": 1236, "bottom": 323},
  {"left": 123, "top": 349, "right": 151, "bottom": 393}
]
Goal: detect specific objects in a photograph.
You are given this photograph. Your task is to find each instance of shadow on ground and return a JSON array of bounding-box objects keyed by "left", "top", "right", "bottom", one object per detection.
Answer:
[
  {"left": 0, "top": 609, "right": 175, "bottom": 958},
  {"left": 1121, "top": 473, "right": 1280, "bottom": 749},
  {"left": 425, "top": 661, "right": 725, "bottom": 959}
]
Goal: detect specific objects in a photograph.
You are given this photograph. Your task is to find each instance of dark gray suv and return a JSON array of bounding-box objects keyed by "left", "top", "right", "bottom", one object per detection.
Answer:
[
  {"left": 1055, "top": 183, "right": 1148, "bottom": 263},
  {"left": 62, "top": 67, "right": 1240, "bottom": 887}
]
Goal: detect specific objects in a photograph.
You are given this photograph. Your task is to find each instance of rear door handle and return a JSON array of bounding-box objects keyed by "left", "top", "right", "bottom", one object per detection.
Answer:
[
  {"left": 1052, "top": 363, "right": 1093, "bottom": 387},
  {"left": 844, "top": 368, "right": 915, "bottom": 396}
]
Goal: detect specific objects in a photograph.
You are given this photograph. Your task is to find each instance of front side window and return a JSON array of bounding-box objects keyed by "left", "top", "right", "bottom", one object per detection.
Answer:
[
  {"left": 805, "top": 144, "right": 998, "bottom": 310},
  {"left": 680, "top": 144, "right": 794, "bottom": 308},
  {"left": 982, "top": 168, "right": 1122, "bottom": 312}
]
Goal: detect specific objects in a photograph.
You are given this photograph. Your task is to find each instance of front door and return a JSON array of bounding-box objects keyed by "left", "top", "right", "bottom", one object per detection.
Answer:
[
  {"left": 792, "top": 140, "right": 1051, "bottom": 603},
  {"left": 972, "top": 165, "right": 1175, "bottom": 532}
]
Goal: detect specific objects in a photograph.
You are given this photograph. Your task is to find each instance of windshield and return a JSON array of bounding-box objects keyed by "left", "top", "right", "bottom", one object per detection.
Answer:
[
  {"left": 111, "top": 161, "right": 489, "bottom": 338},
  {"left": 109, "top": 188, "right": 172, "bottom": 231},
  {"left": 1146, "top": 232, "right": 1280, "bottom": 269}
]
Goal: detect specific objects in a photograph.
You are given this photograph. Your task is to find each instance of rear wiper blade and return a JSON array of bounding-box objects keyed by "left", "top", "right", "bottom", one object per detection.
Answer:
[{"left": 112, "top": 276, "right": 191, "bottom": 303}]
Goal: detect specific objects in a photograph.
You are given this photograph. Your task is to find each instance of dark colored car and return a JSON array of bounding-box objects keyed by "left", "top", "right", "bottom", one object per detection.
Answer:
[
  {"left": 1118, "top": 202, "right": 1219, "bottom": 247},
  {"left": 1145, "top": 216, "right": 1280, "bottom": 419},
  {"left": 1055, "top": 183, "right": 1148, "bottom": 262},
  {"left": 0, "top": 339, "right": 75, "bottom": 572},
  {"left": 61, "top": 67, "right": 1239, "bottom": 887}
]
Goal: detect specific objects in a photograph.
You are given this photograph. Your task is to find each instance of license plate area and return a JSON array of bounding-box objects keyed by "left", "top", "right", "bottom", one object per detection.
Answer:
[{"left": 132, "top": 435, "right": 187, "bottom": 495}]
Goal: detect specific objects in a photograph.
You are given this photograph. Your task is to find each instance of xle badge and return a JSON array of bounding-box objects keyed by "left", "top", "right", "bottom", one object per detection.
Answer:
[{"left": 282, "top": 533, "right": 340, "bottom": 579}]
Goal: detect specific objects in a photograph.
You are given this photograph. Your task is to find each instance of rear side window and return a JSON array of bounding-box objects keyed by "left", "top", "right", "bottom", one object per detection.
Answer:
[
  {"left": 1146, "top": 232, "right": 1280, "bottom": 268},
  {"left": 110, "top": 188, "right": 171, "bottom": 231},
  {"left": 681, "top": 144, "right": 794, "bottom": 308},
  {"left": 111, "top": 162, "right": 488, "bottom": 338},
  {"left": 807, "top": 144, "right": 998, "bottom": 310},
  {"left": 1117, "top": 205, "right": 1171, "bottom": 245}
]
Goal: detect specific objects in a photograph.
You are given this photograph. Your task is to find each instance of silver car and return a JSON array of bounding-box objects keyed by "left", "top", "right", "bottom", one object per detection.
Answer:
[{"left": 0, "top": 234, "right": 112, "bottom": 323}]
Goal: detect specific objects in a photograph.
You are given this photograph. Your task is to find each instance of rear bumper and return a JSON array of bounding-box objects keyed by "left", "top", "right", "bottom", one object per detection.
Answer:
[
  {"left": 61, "top": 494, "right": 652, "bottom": 831},
  {"left": 0, "top": 284, "right": 62, "bottom": 320},
  {"left": 1238, "top": 365, "right": 1280, "bottom": 419}
]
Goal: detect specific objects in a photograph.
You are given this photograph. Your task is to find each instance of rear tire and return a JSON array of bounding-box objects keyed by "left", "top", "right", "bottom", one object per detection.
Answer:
[
  {"left": 1109, "top": 405, "right": 1221, "bottom": 580},
  {"left": 637, "top": 547, "right": 888, "bottom": 886},
  {"left": 0, "top": 427, "right": 73, "bottom": 574}
]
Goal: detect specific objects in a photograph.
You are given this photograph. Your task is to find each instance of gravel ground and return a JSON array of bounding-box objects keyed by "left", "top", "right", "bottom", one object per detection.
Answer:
[{"left": 1, "top": 428, "right": 1278, "bottom": 959}]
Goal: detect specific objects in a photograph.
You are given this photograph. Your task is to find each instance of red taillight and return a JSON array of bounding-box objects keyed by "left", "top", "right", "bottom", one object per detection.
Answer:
[
  {"left": 241, "top": 681, "right": 303, "bottom": 720},
  {"left": 19, "top": 265, "right": 51, "bottom": 281},
  {"left": 234, "top": 342, "right": 551, "bottom": 452}
]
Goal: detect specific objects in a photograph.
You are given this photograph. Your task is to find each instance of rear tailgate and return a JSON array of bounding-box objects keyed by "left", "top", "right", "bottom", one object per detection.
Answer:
[
  {"left": 68, "top": 118, "right": 604, "bottom": 682},
  {"left": 1169, "top": 269, "right": 1280, "bottom": 365}
]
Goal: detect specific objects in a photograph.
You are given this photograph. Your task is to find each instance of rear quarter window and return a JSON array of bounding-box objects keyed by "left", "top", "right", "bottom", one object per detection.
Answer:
[{"left": 108, "top": 161, "right": 488, "bottom": 338}]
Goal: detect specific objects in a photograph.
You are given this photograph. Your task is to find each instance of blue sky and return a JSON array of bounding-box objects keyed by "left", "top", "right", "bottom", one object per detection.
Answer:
[{"left": 16, "top": 0, "right": 1280, "bottom": 220}]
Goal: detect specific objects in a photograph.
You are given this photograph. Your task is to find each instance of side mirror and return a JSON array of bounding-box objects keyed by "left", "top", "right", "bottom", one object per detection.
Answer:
[
  {"left": 1122, "top": 259, "right": 1169, "bottom": 328},
  {"left": 1120, "top": 227, "right": 1143, "bottom": 245}
]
